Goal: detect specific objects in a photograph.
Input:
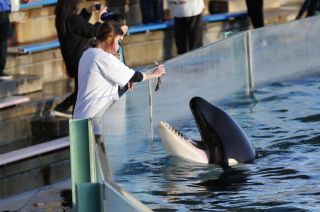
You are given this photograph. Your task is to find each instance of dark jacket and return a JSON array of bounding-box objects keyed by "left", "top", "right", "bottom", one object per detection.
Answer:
[
  {"left": 0, "top": 12, "right": 12, "bottom": 42},
  {"left": 56, "top": 10, "right": 100, "bottom": 78},
  {"left": 0, "top": 0, "right": 13, "bottom": 43}
]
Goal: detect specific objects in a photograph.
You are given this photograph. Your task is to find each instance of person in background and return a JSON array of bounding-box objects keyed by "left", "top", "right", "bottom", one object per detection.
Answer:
[
  {"left": 296, "top": 0, "right": 320, "bottom": 19},
  {"left": 245, "top": 0, "right": 264, "bottom": 28},
  {"left": 100, "top": 12, "right": 134, "bottom": 96},
  {"left": 0, "top": 0, "right": 31, "bottom": 80},
  {"left": 168, "top": 0, "right": 204, "bottom": 55},
  {"left": 73, "top": 21, "right": 165, "bottom": 132},
  {"left": 53, "top": 0, "right": 106, "bottom": 118},
  {"left": 140, "top": 0, "right": 164, "bottom": 23}
]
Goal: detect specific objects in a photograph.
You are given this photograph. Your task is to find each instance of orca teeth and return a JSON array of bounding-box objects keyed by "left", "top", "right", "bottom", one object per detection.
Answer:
[
  {"left": 161, "top": 121, "right": 186, "bottom": 139},
  {"left": 172, "top": 127, "right": 184, "bottom": 138}
]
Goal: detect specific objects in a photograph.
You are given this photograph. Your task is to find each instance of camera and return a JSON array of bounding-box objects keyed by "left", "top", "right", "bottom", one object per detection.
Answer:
[
  {"left": 100, "top": 12, "right": 113, "bottom": 21},
  {"left": 95, "top": 3, "right": 101, "bottom": 10}
]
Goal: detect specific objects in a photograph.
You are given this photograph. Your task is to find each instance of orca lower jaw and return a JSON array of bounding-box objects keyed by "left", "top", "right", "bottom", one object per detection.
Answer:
[{"left": 158, "top": 121, "right": 238, "bottom": 166}]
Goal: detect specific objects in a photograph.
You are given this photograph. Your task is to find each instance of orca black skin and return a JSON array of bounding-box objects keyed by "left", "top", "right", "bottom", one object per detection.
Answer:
[{"left": 189, "top": 97, "right": 256, "bottom": 165}]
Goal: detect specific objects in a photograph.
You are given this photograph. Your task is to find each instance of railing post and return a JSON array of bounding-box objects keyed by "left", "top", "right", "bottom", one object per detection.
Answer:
[
  {"left": 88, "top": 119, "right": 97, "bottom": 183},
  {"left": 76, "top": 183, "right": 101, "bottom": 212},
  {"left": 147, "top": 80, "right": 154, "bottom": 142},
  {"left": 246, "top": 30, "right": 254, "bottom": 97},
  {"left": 69, "top": 119, "right": 91, "bottom": 210}
]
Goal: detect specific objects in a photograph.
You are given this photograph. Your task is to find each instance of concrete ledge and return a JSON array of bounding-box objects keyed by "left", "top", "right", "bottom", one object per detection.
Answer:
[
  {"left": 6, "top": 48, "right": 67, "bottom": 83},
  {"left": 0, "top": 114, "right": 35, "bottom": 147},
  {"left": 11, "top": 6, "right": 57, "bottom": 44},
  {"left": 0, "top": 79, "right": 73, "bottom": 153},
  {"left": 7, "top": 58, "right": 67, "bottom": 83},
  {"left": 0, "top": 79, "right": 73, "bottom": 122},
  {"left": 31, "top": 116, "right": 69, "bottom": 139},
  {"left": 0, "top": 96, "right": 30, "bottom": 109},
  {"left": 16, "top": 74, "right": 43, "bottom": 94},
  {"left": 0, "top": 79, "right": 16, "bottom": 99},
  {"left": 0, "top": 149, "right": 70, "bottom": 199},
  {"left": 7, "top": 48, "right": 63, "bottom": 68},
  {"left": 0, "top": 180, "right": 71, "bottom": 211},
  {"left": 0, "top": 74, "right": 42, "bottom": 98},
  {"left": 0, "top": 136, "right": 69, "bottom": 166},
  {"left": 0, "top": 115, "right": 69, "bottom": 153}
]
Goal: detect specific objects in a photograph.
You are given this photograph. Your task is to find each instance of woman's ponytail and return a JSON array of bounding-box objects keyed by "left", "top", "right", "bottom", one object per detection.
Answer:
[{"left": 90, "top": 36, "right": 99, "bottom": 47}]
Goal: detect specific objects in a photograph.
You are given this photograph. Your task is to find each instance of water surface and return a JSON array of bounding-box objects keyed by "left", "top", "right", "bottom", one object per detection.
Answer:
[{"left": 110, "top": 75, "right": 320, "bottom": 211}]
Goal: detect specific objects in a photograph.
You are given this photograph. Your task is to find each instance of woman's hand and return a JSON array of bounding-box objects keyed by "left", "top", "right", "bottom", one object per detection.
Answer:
[
  {"left": 153, "top": 64, "right": 165, "bottom": 78},
  {"left": 128, "top": 82, "right": 136, "bottom": 91},
  {"left": 88, "top": 2, "right": 107, "bottom": 15},
  {"left": 143, "top": 64, "right": 166, "bottom": 81}
]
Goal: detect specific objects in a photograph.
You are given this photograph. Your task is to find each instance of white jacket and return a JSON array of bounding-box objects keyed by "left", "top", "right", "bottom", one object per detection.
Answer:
[{"left": 168, "top": 0, "right": 204, "bottom": 18}]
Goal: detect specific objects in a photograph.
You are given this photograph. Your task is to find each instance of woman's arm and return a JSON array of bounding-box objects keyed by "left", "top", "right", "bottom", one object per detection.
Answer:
[
  {"left": 69, "top": 14, "right": 100, "bottom": 38},
  {"left": 129, "top": 65, "right": 165, "bottom": 82}
]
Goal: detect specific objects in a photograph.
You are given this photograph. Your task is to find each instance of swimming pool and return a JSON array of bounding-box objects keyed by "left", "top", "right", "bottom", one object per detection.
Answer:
[
  {"left": 107, "top": 74, "right": 320, "bottom": 211},
  {"left": 97, "top": 16, "right": 320, "bottom": 210}
]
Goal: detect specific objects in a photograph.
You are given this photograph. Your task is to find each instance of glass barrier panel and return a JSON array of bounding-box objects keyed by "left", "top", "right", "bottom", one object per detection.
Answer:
[
  {"left": 250, "top": 16, "right": 320, "bottom": 86},
  {"left": 102, "top": 181, "right": 152, "bottom": 212},
  {"left": 100, "top": 82, "right": 151, "bottom": 174},
  {"left": 149, "top": 33, "right": 249, "bottom": 128}
]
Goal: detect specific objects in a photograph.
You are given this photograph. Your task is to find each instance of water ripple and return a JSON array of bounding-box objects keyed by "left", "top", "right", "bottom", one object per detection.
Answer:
[{"left": 293, "top": 113, "right": 320, "bottom": 122}]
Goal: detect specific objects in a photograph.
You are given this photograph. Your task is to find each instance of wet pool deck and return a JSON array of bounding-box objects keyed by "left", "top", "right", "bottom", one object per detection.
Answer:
[{"left": 0, "top": 180, "right": 72, "bottom": 211}]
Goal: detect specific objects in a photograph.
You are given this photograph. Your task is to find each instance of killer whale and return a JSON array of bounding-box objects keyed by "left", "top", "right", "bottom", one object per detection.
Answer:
[{"left": 159, "top": 97, "right": 256, "bottom": 166}]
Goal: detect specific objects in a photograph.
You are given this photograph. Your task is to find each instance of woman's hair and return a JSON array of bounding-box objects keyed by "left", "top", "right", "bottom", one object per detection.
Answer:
[
  {"left": 90, "top": 21, "right": 124, "bottom": 47},
  {"left": 55, "top": 0, "right": 80, "bottom": 35},
  {"left": 101, "top": 13, "right": 126, "bottom": 26}
]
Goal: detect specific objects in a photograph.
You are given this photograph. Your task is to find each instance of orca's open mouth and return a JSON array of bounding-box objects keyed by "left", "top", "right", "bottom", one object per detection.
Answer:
[
  {"left": 159, "top": 121, "right": 239, "bottom": 165},
  {"left": 159, "top": 121, "right": 205, "bottom": 149},
  {"left": 159, "top": 96, "right": 256, "bottom": 166},
  {"left": 160, "top": 121, "right": 185, "bottom": 138}
]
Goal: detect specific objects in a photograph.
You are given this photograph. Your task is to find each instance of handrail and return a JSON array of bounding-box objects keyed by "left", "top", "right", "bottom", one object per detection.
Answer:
[
  {"left": 17, "top": 40, "right": 60, "bottom": 54},
  {"left": 127, "top": 20, "right": 174, "bottom": 34},
  {"left": 203, "top": 11, "right": 247, "bottom": 22},
  {"left": 20, "top": 0, "right": 57, "bottom": 10}
]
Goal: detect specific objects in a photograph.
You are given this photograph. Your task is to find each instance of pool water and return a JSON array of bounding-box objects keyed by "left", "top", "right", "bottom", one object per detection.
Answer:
[{"left": 111, "top": 75, "right": 320, "bottom": 211}]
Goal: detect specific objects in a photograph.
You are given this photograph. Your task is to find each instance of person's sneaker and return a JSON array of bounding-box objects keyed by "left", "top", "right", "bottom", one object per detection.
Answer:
[
  {"left": 0, "top": 73, "right": 13, "bottom": 80},
  {"left": 51, "top": 108, "right": 72, "bottom": 119}
]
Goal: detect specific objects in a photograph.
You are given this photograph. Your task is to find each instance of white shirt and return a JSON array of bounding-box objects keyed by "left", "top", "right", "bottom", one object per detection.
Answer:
[
  {"left": 11, "top": 0, "right": 20, "bottom": 11},
  {"left": 168, "top": 0, "right": 204, "bottom": 18},
  {"left": 74, "top": 48, "right": 135, "bottom": 120}
]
